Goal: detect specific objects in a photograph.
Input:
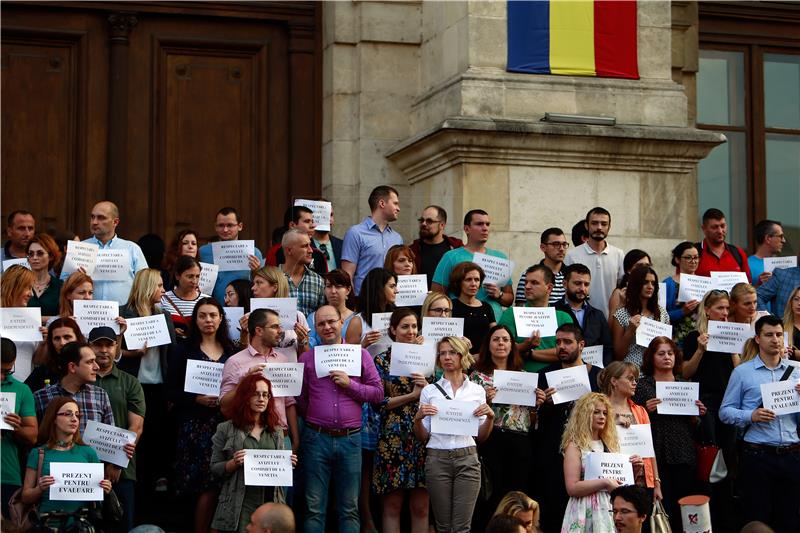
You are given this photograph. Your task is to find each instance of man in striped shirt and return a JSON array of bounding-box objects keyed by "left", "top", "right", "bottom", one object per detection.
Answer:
[{"left": 515, "top": 227, "right": 568, "bottom": 306}]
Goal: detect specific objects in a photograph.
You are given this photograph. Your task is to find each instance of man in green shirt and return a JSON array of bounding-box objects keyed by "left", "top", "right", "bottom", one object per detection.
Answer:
[
  {"left": 90, "top": 327, "right": 145, "bottom": 532},
  {"left": 1, "top": 337, "right": 38, "bottom": 518},
  {"left": 498, "top": 265, "right": 574, "bottom": 372}
]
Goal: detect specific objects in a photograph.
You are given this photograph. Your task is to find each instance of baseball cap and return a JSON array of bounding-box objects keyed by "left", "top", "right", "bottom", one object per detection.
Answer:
[{"left": 88, "top": 327, "right": 117, "bottom": 344}]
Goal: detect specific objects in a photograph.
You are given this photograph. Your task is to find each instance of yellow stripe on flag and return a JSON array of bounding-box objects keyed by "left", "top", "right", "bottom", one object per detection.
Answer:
[{"left": 550, "top": 0, "right": 596, "bottom": 76}]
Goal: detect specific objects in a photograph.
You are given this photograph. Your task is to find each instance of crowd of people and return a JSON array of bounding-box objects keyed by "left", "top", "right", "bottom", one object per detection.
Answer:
[{"left": 1, "top": 189, "right": 799, "bottom": 533}]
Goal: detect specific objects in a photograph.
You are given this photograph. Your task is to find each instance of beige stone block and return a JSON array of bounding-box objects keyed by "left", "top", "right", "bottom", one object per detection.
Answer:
[
  {"left": 462, "top": 164, "right": 509, "bottom": 231},
  {"left": 642, "top": 91, "right": 687, "bottom": 127},
  {"left": 325, "top": 183, "right": 361, "bottom": 231},
  {"left": 328, "top": 140, "right": 359, "bottom": 187},
  {"left": 360, "top": 2, "right": 422, "bottom": 44},
  {"left": 330, "top": 93, "right": 360, "bottom": 141},
  {"left": 468, "top": 0, "right": 506, "bottom": 19},
  {"left": 611, "top": 237, "right": 675, "bottom": 280},
  {"left": 420, "top": 36, "right": 443, "bottom": 93},
  {"left": 359, "top": 43, "right": 419, "bottom": 95},
  {"left": 322, "top": 95, "right": 332, "bottom": 144},
  {"left": 595, "top": 170, "right": 640, "bottom": 237},
  {"left": 422, "top": 1, "right": 443, "bottom": 42},
  {"left": 468, "top": 16, "right": 506, "bottom": 68},
  {"left": 638, "top": 0, "right": 671, "bottom": 28},
  {"left": 638, "top": 26, "right": 672, "bottom": 80},
  {"left": 639, "top": 172, "right": 694, "bottom": 239},
  {"left": 443, "top": 1, "right": 469, "bottom": 28},
  {"left": 461, "top": 81, "right": 504, "bottom": 117},
  {"left": 329, "top": 44, "right": 358, "bottom": 95},
  {"left": 412, "top": 79, "right": 462, "bottom": 133},
  {"left": 441, "top": 20, "right": 469, "bottom": 82},
  {"left": 505, "top": 84, "right": 577, "bottom": 118},
  {"left": 359, "top": 139, "right": 408, "bottom": 186},
  {"left": 575, "top": 87, "right": 637, "bottom": 123},
  {"left": 360, "top": 91, "right": 413, "bottom": 139},
  {"left": 321, "top": 141, "right": 333, "bottom": 189},
  {"left": 328, "top": 1, "right": 358, "bottom": 45}
]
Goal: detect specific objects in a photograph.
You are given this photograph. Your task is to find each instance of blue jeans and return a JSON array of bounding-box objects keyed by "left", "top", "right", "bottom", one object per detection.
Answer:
[{"left": 302, "top": 428, "right": 361, "bottom": 533}]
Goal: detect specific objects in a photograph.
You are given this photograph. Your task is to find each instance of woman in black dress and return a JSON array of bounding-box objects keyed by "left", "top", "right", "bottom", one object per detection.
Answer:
[{"left": 449, "top": 262, "right": 495, "bottom": 354}]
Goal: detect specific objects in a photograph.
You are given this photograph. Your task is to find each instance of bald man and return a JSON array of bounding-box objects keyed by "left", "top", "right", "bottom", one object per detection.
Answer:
[
  {"left": 246, "top": 502, "right": 295, "bottom": 533},
  {"left": 61, "top": 201, "right": 147, "bottom": 304},
  {"left": 279, "top": 228, "right": 325, "bottom": 315}
]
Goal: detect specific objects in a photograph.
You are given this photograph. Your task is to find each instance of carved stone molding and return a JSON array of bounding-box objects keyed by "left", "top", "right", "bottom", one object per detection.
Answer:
[{"left": 108, "top": 13, "right": 138, "bottom": 44}]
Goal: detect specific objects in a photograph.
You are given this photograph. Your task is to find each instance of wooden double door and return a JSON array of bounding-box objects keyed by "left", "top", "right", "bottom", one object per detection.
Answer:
[{"left": 1, "top": 1, "right": 321, "bottom": 247}]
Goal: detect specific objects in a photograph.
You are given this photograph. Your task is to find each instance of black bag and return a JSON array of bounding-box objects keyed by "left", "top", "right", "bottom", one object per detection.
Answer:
[{"left": 102, "top": 488, "right": 124, "bottom": 524}]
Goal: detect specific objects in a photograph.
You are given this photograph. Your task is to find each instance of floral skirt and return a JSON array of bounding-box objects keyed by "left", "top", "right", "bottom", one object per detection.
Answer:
[
  {"left": 561, "top": 491, "right": 614, "bottom": 533},
  {"left": 173, "top": 414, "right": 223, "bottom": 495}
]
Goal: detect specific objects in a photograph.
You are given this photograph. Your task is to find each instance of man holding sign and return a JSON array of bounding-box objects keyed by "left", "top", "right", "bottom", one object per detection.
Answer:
[
  {"left": 277, "top": 229, "right": 325, "bottom": 316},
  {"left": 720, "top": 315, "right": 800, "bottom": 531},
  {"left": 266, "top": 205, "right": 328, "bottom": 275},
  {"left": 297, "top": 305, "right": 382, "bottom": 532}
]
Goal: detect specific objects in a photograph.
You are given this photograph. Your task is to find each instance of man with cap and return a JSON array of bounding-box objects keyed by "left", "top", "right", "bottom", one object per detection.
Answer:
[{"left": 91, "top": 326, "right": 145, "bottom": 533}]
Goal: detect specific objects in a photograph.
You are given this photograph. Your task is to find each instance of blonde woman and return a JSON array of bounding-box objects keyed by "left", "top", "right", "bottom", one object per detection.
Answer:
[
  {"left": 493, "top": 491, "right": 541, "bottom": 533},
  {"left": 1, "top": 265, "right": 40, "bottom": 380},
  {"left": 729, "top": 282, "right": 765, "bottom": 326},
  {"left": 560, "top": 392, "right": 624, "bottom": 532},
  {"left": 783, "top": 286, "right": 800, "bottom": 360},
  {"left": 243, "top": 265, "right": 309, "bottom": 353}
]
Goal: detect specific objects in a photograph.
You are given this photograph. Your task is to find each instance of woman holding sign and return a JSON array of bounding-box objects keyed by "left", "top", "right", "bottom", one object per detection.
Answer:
[
  {"left": 469, "top": 324, "right": 532, "bottom": 531},
  {"left": 167, "top": 297, "right": 236, "bottom": 533},
  {"left": 1, "top": 265, "right": 39, "bottom": 381},
  {"left": 449, "top": 262, "right": 495, "bottom": 355},
  {"left": 783, "top": 285, "right": 800, "bottom": 358},
  {"left": 384, "top": 244, "right": 417, "bottom": 276},
  {"left": 161, "top": 228, "right": 199, "bottom": 291},
  {"left": 607, "top": 249, "right": 651, "bottom": 318},
  {"left": 373, "top": 308, "right": 430, "bottom": 533},
  {"left": 664, "top": 242, "right": 702, "bottom": 347},
  {"left": 414, "top": 336, "right": 494, "bottom": 533},
  {"left": 21, "top": 397, "right": 111, "bottom": 516},
  {"left": 247, "top": 266, "right": 309, "bottom": 354},
  {"left": 56, "top": 271, "right": 94, "bottom": 319},
  {"left": 25, "top": 317, "right": 86, "bottom": 393},
  {"left": 559, "top": 392, "right": 620, "bottom": 532},
  {"left": 307, "top": 269, "right": 356, "bottom": 349},
  {"left": 26, "top": 233, "right": 63, "bottom": 319},
  {"left": 160, "top": 256, "right": 210, "bottom": 339},
  {"left": 210, "top": 373, "right": 296, "bottom": 533},
  {"left": 610, "top": 265, "right": 669, "bottom": 367}
]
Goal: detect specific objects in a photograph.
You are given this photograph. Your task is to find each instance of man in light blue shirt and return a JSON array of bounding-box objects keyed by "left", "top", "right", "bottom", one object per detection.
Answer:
[
  {"left": 61, "top": 201, "right": 147, "bottom": 304},
  {"left": 719, "top": 314, "right": 800, "bottom": 530},
  {"left": 748, "top": 219, "right": 785, "bottom": 288},
  {"left": 198, "top": 207, "right": 263, "bottom": 302},
  {"left": 341, "top": 185, "right": 403, "bottom": 295}
]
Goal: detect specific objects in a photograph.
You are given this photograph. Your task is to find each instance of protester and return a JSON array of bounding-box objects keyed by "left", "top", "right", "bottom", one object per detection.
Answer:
[
  {"left": 56, "top": 271, "right": 94, "bottom": 320},
  {"left": 161, "top": 228, "right": 199, "bottom": 291},
  {"left": 633, "top": 336, "right": 705, "bottom": 531},
  {"left": 782, "top": 286, "right": 800, "bottom": 358},
  {"left": 311, "top": 200, "right": 342, "bottom": 272},
  {"left": 167, "top": 298, "right": 235, "bottom": 533},
  {"left": 25, "top": 233, "right": 63, "bottom": 318},
  {"left": 730, "top": 282, "right": 762, "bottom": 326},
  {"left": 432, "top": 209, "right": 513, "bottom": 321},
  {"left": 492, "top": 491, "right": 541, "bottom": 533},
  {"left": 608, "top": 250, "right": 652, "bottom": 318},
  {"left": 0, "top": 265, "right": 38, "bottom": 380},
  {"left": 414, "top": 336, "right": 494, "bottom": 533},
  {"left": 409, "top": 205, "right": 463, "bottom": 287},
  {"left": 248, "top": 265, "right": 311, "bottom": 354},
  {"left": 559, "top": 392, "right": 621, "bottom": 532},
  {"left": 748, "top": 220, "right": 785, "bottom": 287},
  {"left": 756, "top": 253, "right": 800, "bottom": 318},
  {"left": 225, "top": 279, "right": 252, "bottom": 310},
  {"left": 266, "top": 206, "right": 327, "bottom": 274},
  {"left": 514, "top": 227, "right": 568, "bottom": 306},
  {"left": 663, "top": 241, "right": 702, "bottom": 347},
  {"left": 564, "top": 207, "right": 625, "bottom": 318},
  {"left": 719, "top": 315, "right": 800, "bottom": 532},
  {"left": 449, "top": 262, "right": 496, "bottom": 355},
  {"left": 609, "top": 485, "right": 651, "bottom": 533},
  {"left": 246, "top": 502, "right": 296, "bottom": 533},
  {"left": 485, "top": 514, "right": 526, "bottom": 533},
  {"left": 1, "top": 211, "right": 35, "bottom": 267},
  {"left": 421, "top": 291, "right": 473, "bottom": 355},
  {"left": 345, "top": 267, "right": 397, "bottom": 355},
  {"left": 210, "top": 374, "right": 297, "bottom": 533},
  {"left": 694, "top": 208, "right": 752, "bottom": 280},
  {"left": 0, "top": 338, "right": 38, "bottom": 519},
  {"left": 20, "top": 397, "right": 112, "bottom": 515},
  {"left": 469, "top": 325, "right": 533, "bottom": 531},
  {"left": 297, "top": 305, "right": 383, "bottom": 532},
  {"left": 278, "top": 229, "right": 326, "bottom": 316},
  {"left": 160, "top": 255, "right": 209, "bottom": 338},
  {"left": 383, "top": 243, "right": 417, "bottom": 276},
  {"left": 570, "top": 219, "right": 589, "bottom": 248},
  {"left": 307, "top": 269, "right": 355, "bottom": 348},
  {"left": 372, "top": 308, "right": 429, "bottom": 533},
  {"left": 26, "top": 317, "right": 87, "bottom": 393},
  {"left": 341, "top": 185, "right": 403, "bottom": 295},
  {"left": 198, "top": 207, "right": 264, "bottom": 302},
  {"left": 610, "top": 265, "right": 669, "bottom": 366}
]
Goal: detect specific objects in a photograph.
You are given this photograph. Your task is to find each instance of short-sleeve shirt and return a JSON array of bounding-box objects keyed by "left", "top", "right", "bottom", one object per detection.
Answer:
[
  {"left": 1, "top": 375, "right": 36, "bottom": 486},
  {"left": 498, "top": 304, "right": 575, "bottom": 372},
  {"left": 284, "top": 265, "right": 326, "bottom": 316},
  {"left": 563, "top": 242, "right": 625, "bottom": 318},
  {"left": 341, "top": 217, "right": 404, "bottom": 295},
  {"left": 612, "top": 306, "right": 670, "bottom": 368},
  {"left": 26, "top": 445, "right": 100, "bottom": 514}
]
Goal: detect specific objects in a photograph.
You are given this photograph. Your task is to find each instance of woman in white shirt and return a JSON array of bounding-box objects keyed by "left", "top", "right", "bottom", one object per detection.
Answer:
[{"left": 413, "top": 336, "right": 494, "bottom": 533}]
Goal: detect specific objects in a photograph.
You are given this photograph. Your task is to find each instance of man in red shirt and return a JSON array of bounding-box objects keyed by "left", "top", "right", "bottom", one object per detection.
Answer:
[{"left": 695, "top": 208, "right": 752, "bottom": 281}]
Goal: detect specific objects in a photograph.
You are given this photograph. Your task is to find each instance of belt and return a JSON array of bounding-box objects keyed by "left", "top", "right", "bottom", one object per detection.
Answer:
[
  {"left": 305, "top": 422, "right": 361, "bottom": 437},
  {"left": 427, "top": 446, "right": 477, "bottom": 458},
  {"left": 743, "top": 442, "right": 800, "bottom": 455}
]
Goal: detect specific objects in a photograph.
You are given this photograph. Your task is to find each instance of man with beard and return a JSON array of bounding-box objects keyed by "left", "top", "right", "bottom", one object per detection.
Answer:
[
  {"left": 533, "top": 323, "right": 601, "bottom": 533},
  {"left": 694, "top": 208, "right": 751, "bottom": 281},
  {"left": 554, "top": 263, "right": 614, "bottom": 366},
  {"left": 515, "top": 227, "right": 568, "bottom": 305},
  {"left": 564, "top": 207, "right": 625, "bottom": 317},
  {"left": 408, "top": 205, "right": 463, "bottom": 287}
]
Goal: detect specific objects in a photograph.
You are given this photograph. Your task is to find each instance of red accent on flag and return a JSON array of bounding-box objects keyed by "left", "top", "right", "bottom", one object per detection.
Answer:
[{"left": 593, "top": 1, "right": 639, "bottom": 79}]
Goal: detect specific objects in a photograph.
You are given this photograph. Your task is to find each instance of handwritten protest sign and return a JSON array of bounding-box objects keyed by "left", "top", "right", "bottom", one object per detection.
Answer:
[
  {"left": 635, "top": 317, "right": 673, "bottom": 348},
  {"left": 263, "top": 363, "right": 304, "bottom": 397},
  {"left": 93, "top": 249, "right": 130, "bottom": 281},
  {"left": 760, "top": 379, "right": 800, "bottom": 416},
  {"left": 211, "top": 240, "right": 254, "bottom": 271},
  {"left": 74, "top": 300, "right": 120, "bottom": 336},
  {"left": 395, "top": 275, "right": 428, "bottom": 307},
  {"left": 63, "top": 241, "right": 99, "bottom": 276},
  {"left": 244, "top": 450, "right": 293, "bottom": 486},
  {"left": 513, "top": 307, "right": 558, "bottom": 338},
  {"left": 389, "top": 342, "right": 435, "bottom": 377},
  {"left": 83, "top": 420, "right": 137, "bottom": 468},
  {"left": 430, "top": 398, "right": 479, "bottom": 436},
  {"left": 123, "top": 314, "right": 171, "bottom": 350},
  {"left": 546, "top": 365, "right": 592, "bottom": 405},
  {"left": 493, "top": 370, "right": 538, "bottom": 406},
  {"left": 584, "top": 452, "right": 635, "bottom": 485},
  {"left": 472, "top": 252, "right": 513, "bottom": 286},
  {"left": 314, "top": 344, "right": 362, "bottom": 378},
  {"left": 49, "top": 463, "right": 104, "bottom": 501},
  {"left": 656, "top": 381, "right": 699, "bottom": 415},
  {"left": 184, "top": 360, "right": 224, "bottom": 396},
  {"left": 294, "top": 199, "right": 332, "bottom": 232}
]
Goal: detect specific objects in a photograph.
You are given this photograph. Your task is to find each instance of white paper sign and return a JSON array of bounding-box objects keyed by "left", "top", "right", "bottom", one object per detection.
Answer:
[
  {"left": 711, "top": 271, "right": 749, "bottom": 292},
  {"left": 0, "top": 392, "right": 16, "bottom": 431},
  {"left": 513, "top": 307, "right": 558, "bottom": 338},
  {"left": 546, "top": 365, "right": 592, "bottom": 405},
  {"left": 184, "top": 360, "right": 224, "bottom": 396},
  {"left": 656, "top": 381, "right": 699, "bottom": 415},
  {"left": 760, "top": 379, "right": 800, "bottom": 416},
  {"left": 63, "top": 241, "right": 99, "bottom": 276},
  {"left": 389, "top": 342, "right": 435, "bottom": 377},
  {"left": 677, "top": 274, "right": 714, "bottom": 303},
  {"left": 123, "top": 314, "right": 172, "bottom": 350},
  {"left": 421, "top": 317, "right": 464, "bottom": 343},
  {"left": 251, "top": 298, "right": 298, "bottom": 330},
  {"left": 493, "top": 370, "right": 539, "bottom": 406},
  {"left": 584, "top": 452, "right": 635, "bottom": 485},
  {"left": 211, "top": 240, "right": 254, "bottom": 271},
  {"left": 764, "top": 256, "right": 798, "bottom": 273},
  {"left": 73, "top": 300, "right": 120, "bottom": 336},
  {"left": 199, "top": 262, "right": 220, "bottom": 295},
  {"left": 294, "top": 199, "right": 332, "bottom": 232},
  {"left": 93, "top": 249, "right": 130, "bottom": 281},
  {"left": 0, "top": 307, "right": 42, "bottom": 342},
  {"left": 635, "top": 317, "right": 673, "bottom": 348},
  {"left": 244, "top": 449, "right": 294, "bottom": 486},
  {"left": 581, "top": 345, "right": 604, "bottom": 368},
  {"left": 617, "top": 424, "right": 656, "bottom": 458},
  {"left": 707, "top": 320, "right": 752, "bottom": 353},
  {"left": 82, "top": 420, "right": 137, "bottom": 468},
  {"left": 2, "top": 258, "right": 30, "bottom": 270},
  {"left": 472, "top": 252, "right": 513, "bottom": 286},
  {"left": 263, "top": 362, "right": 305, "bottom": 397},
  {"left": 430, "top": 398, "right": 479, "bottom": 436},
  {"left": 314, "top": 344, "right": 362, "bottom": 378},
  {"left": 370, "top": 312, "right": 393, "bottom": 336},
  {"left": 658, "top": 283, "right": 667, "bottom": 310},
  {"left": 395, "top": 275, "right": 429, "bottom": 307},
  {"left": 224, "top": 307, "right": 245, "bottom": 342},
  {"left": 49, "top": 462, "right": 104, "bottom": 501}
]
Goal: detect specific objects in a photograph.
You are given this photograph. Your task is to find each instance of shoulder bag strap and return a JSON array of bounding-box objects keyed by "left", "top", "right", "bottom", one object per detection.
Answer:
[
  {"left": 35, "top": 448, "right": 45, "bottom": 486},
  {"left": 433, "top": 382, "right": 452, "bottom": 400},
  {"left": 163, "top": 293, "right": 187, "bottom": 317}
]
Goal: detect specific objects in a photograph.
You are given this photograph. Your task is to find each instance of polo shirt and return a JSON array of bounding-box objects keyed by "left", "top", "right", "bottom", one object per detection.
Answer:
[
  {"left": 497, "top": 304, "right": 575, "bottom": 372},
  {"left": 96, "top": 365, "right": 146, "bottom": 481},
  {"left": 695, "top": 240, "right": 752, "bottom": 281},
  {"left": 1, "top": 375, "right": 36, "bottom": 486},
  {"left": 564, "top": 242, "right": 625, "bottom": 318},
  {"left": 199, "top": 242, "right": 264, "bottom": 303},
  {"left": 341, "top": 217, "right": 403, "bottom": 294}
]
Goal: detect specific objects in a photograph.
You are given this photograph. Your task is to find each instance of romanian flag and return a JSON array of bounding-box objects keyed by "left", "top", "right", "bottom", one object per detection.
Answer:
[{"left": 507, "top": 0, "right": 639, "bottom": 79}]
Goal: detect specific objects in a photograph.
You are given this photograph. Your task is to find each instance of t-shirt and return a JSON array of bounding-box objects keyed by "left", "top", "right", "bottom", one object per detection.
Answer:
[
  {"left": 418, "top": 240, "right": 454, "bottom": 287},
  {"left": 497, "top": 305, "right": 575, "bottom": 372},
  {"left": 748, "top": 255, "right": 765, "bottom": 284},
  {"left": 26, "top": 445, "right": 100, "bottom": 514},
  {"left": 160, "top": 290, "right": 210, "bottom": 319},
  {"left": 432, "top": 247, "right": 511, "bottom": 321},
  {"left": 451, "top": 298, "right": 495, "bottom": 354},
  {"left": 1, "top": 375, "right": 36, "bottom": 486}
]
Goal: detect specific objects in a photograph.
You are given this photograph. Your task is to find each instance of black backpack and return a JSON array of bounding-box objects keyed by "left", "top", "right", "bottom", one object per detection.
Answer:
[{"left": 695, "top": 241, "right": 745, "bottom": 271}]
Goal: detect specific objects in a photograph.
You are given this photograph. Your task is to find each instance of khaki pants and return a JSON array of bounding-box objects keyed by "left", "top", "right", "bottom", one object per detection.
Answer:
[{"left": 425, "top": 447, "right": 481, "bottom": 533}]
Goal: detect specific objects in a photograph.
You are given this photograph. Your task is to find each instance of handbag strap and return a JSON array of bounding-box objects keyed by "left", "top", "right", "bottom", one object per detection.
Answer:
[
  {"left": 433, "top": 382, "right": 452, "bottom": 400},
  {"left": 35, "top": 448, "right": 44, "bottom": 487},
  {"left": 163, "top": 293, "right": 188, "bottom": 317}
]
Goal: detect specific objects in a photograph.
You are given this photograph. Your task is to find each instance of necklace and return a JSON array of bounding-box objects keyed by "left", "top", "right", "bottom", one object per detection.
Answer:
[{"left": 55, "top": 439, "right": 73, "bottom": 448}]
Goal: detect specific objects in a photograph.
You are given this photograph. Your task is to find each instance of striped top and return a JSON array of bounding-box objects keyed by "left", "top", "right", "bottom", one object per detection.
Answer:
[
  {"left": 160, "top": 290, "right": 210, "bottom": 318},
  {"left": 515, "top": 263, "right": 565, "bottom": 306}
]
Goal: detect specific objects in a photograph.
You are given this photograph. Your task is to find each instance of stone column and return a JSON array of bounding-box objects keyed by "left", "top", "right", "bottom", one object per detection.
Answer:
[{"left": 107, "top": 12, "right": 137, "bottom": 203}]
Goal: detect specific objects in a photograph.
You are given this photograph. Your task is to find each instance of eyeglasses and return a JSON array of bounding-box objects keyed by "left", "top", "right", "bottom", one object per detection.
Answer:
[
  {"left": 609, "top": 508, "right": 637, "bottom": 516},
  {"left": 546, "top": 241, "right": 569, "bottom": 249},
  {"left": 417, "top": 218, "right": 442, "bottom": 225},
  {"left": 428, "top": 307, "right": 452, "bottom": 316},
  {"left": 709, "top": 289, "right": 729, "bottom": 297},
  {"left": 251, "top": 392, "right": 271, "bottom": 399},
  {"left": 57, "top": 411, "right": 82, "bottom": 419},
  {"left": 768, "top": 233, "right": 786, "bottom": 240},
  {"left": 680, "top": 255, "right": 700, "bottom": 262},
  {"left": 27, "top": 250, "right": 47, "bottom": 257},
  {"left": 437, "top": 350, "right": 460, "bottom": 357},
  {"left": 215, "top": 223, "right": 238, "bottom": 229}
]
